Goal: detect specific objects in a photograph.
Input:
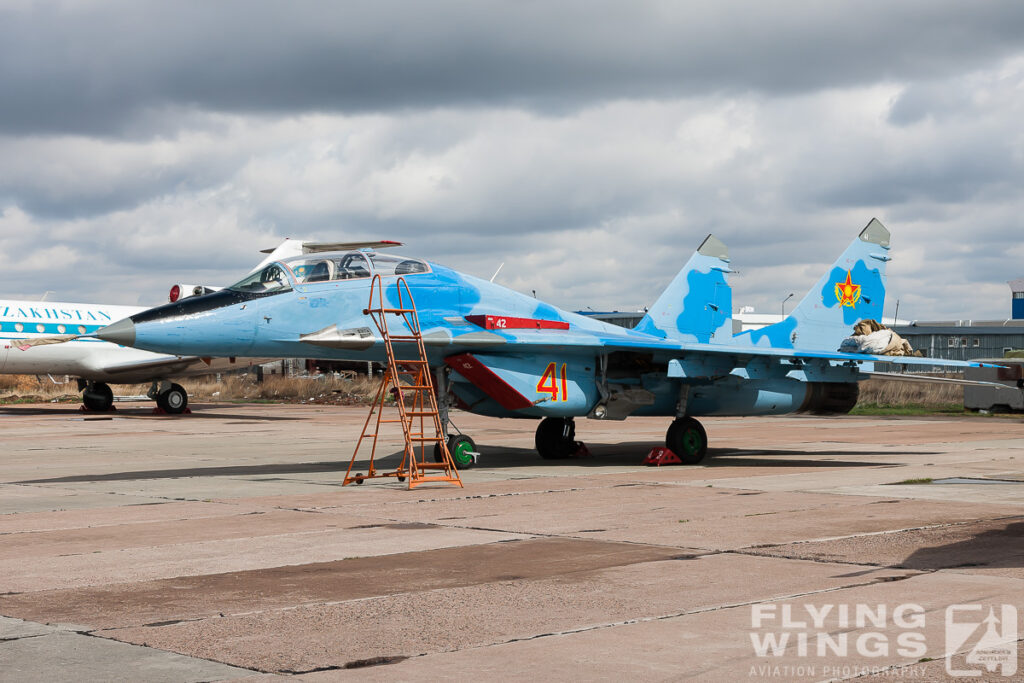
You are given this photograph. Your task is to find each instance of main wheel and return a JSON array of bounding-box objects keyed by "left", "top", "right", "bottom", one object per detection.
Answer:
[
  {"left": 535, "top": 417, "right": 576, "bottom": 459},
  {"left": 157, "top": 383, "right": 188, "bottom": 414},
  {"left": 433, "top": 435, "right": 477, "bottom": 469},
  {"left": 666, "top": 417, "right": 708, "bottom": 465},
  {"left": 82, "top": 382, "right": 114, "bottom": 411}
]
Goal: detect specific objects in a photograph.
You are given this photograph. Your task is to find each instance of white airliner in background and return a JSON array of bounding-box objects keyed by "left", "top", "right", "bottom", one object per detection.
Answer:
[
  {"left": 1, "top": 238, "right": 361, "bottom": 413},
  {"left": 0, "top": 298, "right": 260, "bottom": 412}
]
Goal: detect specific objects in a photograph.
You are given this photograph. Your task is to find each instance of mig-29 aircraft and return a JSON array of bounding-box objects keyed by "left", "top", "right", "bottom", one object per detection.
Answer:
[{"left": 79, "top": 219, "right": 986, "bottom": 466}]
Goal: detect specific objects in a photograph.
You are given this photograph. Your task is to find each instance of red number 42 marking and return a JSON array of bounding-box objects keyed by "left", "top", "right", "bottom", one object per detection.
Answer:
[{"left": 536, "top": 362, "right": 569, "bottom": 402}]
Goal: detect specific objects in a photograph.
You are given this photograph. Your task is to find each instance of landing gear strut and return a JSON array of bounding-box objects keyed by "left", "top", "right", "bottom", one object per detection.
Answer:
[
  {"left": 432, "top": 366, "right": 477, "bottom": 469},
  {"left": 81, "top": 381, "right": 114, "bottom": 412},
  {"left": 535, "top": 417, "right": 576, "bottom": 459},
  {"left": 666, "top": 416, "right": 708, "bottom": 464}
]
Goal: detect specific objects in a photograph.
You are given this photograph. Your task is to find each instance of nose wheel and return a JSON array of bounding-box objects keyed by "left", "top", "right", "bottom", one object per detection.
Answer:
[
  {"left": 433, "top": 434, "right": 477, "bottom": 469},
  {"left": 666, "top": 417, "right": 708, "bottom": 464}
]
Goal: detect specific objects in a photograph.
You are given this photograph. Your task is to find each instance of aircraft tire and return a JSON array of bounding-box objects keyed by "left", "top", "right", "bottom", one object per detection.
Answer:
[
  {"left": 535, "top": 417, "right": 576, "bottom": 459},
  {"left": 157, "top": 384, "right": 189, "bottom": 414},
  {"left": 666, "top": 417, "right": 708, "bottom": 464},
  {"left": 433, "top": 435, "right": 477, "bottom": 469},
  {"left": 82, "top": 382, "right": 114, "bottom": 412}
]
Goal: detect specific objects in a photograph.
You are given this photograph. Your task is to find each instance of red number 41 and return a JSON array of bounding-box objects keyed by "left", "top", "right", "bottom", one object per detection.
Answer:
[{"left": 536, "top": 362, "right": 569, "bottom": 402}]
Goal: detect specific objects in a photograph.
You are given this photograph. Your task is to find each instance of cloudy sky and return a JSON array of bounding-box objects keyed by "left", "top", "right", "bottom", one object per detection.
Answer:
[{"left": 2, "top": 0, "right": 1024, "bottom": 321}]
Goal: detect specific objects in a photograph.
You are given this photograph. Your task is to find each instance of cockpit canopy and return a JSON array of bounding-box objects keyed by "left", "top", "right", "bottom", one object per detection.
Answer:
[{"left": 228, "top": 251, "right": 430, "bottom": 293}]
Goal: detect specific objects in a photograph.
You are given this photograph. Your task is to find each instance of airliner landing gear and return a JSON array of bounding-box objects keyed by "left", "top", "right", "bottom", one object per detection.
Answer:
[
  {"left": 157, "top": 383, "right": 188, "bottom": 414},
  {"left": 148, "top": 381, "right": 189, "bottom": 415},
  {"left": 666, "top": 416, "right": 708, "bottom": 465},
  {"left": 81, "top": 381, "right": 114, "bottom": 412},
  {"left": 535, "top": 417, "right": 577, "bottom": 459}
]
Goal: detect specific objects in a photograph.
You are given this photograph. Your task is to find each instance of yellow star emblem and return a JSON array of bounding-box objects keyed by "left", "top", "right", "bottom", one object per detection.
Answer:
[{"left": 834, "top": 270, "right": 861, "bottom": 308}]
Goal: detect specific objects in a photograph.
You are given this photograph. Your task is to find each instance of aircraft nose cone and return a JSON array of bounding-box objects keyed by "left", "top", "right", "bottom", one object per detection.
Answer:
[{"left": 95, "top": 318, "right": 136, "bottom": 346}]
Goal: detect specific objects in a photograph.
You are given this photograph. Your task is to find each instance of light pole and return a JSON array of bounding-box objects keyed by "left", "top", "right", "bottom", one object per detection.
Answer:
[{"left": 781, "top": 293, "right": 794, "bottom": 317}]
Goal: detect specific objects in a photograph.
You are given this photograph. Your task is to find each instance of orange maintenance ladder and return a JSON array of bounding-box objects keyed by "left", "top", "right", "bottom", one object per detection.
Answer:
[{"left": 343, "top": 274, "right": 463, "bottom": 489}]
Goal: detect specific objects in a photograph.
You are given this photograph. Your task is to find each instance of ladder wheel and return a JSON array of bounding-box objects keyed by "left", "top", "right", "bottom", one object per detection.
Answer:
[{"left": 434, "top": 435, "right": 476, "bottom": 469}]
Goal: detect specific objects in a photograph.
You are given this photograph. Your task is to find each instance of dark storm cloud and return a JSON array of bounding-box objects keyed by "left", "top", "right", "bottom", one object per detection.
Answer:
[{"left": 3, "top": 0, "right": 1024, "bottom": 135}]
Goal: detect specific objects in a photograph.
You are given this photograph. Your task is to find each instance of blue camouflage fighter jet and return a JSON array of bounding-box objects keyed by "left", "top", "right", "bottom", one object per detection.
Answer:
[{"left": 90, "top": 219, "right": 983, "bottom": 466}]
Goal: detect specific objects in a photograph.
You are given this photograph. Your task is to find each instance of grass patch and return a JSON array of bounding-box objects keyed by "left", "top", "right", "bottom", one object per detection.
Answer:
[
  {"left": 887, "top": 478, "right": 934, "bottom": 485},
  {"left": 850, "top": 402, "right": 966, "bottom": 416}
]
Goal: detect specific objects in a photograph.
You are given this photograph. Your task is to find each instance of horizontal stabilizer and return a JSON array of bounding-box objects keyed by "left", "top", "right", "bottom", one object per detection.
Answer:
[{"left": 865, "top": 371, "right": 1007, "bottom": 387}]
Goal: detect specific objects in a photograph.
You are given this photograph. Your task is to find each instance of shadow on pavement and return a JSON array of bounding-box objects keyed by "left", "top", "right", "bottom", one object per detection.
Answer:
[{"left": 899, "top": 519, "right": 1024, "bottom": 571}]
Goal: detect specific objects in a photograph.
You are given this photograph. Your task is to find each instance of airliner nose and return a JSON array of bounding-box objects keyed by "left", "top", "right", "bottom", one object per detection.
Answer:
[{"left": 95, "top": 318, "right": 136, "bottom": 346}]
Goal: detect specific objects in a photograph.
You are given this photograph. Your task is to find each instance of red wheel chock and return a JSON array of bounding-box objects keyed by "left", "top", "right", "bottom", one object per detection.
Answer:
[
  {"left": 571, "top": 441, "right": 591, "bottom": 458},
  {"left": 151, "top": 407, "right": 192, "bottom": 415},
  {"left": 642, "top": 447, "right": 682, "bottom": 466}
]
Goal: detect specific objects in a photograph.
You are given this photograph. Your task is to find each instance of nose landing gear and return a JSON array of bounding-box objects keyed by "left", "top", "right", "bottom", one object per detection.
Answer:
[{"left": 433, "top": 434, "right": 478, "bottom": 469}]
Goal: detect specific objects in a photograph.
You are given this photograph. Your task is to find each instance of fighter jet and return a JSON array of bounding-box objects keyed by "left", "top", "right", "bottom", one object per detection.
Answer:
[{"left": 87, "top": 219, "right": 987, "bottom": 464}]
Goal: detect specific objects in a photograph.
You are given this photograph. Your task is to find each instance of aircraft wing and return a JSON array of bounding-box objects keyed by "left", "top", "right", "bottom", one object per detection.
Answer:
[
  {"left": 300, "top": 320, "right": 996, "bottom": 372},
  {"left": 421, "top": 324, "right": 995, "bottom": 370},
  {"left": 95, "top": 355, "right": 208, "bottom": 376},
  {"left": 89, "top": 354, "right": 269, "bottom": 383}
]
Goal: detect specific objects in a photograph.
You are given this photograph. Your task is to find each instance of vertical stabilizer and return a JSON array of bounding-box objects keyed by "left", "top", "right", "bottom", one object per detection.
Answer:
[
  {"left": 734, "top": 218, "right": 890, "bottom": 350},
  {"left": 634, "top": 234, "right": 733, "bottom": 343}
]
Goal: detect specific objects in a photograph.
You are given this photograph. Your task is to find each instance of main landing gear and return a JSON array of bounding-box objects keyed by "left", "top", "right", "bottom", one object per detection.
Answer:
[
  {"left": 156, "top": 383, "right": 188, "bottom": 414},
  {"left": 81, "top": 381, "right": 114, "bottom": 412},
  {"left": 535, "top": 417, "right": 579, "bottom": 459},
  {"left": 665, "top": 416, "right": 708, "bottom": 465},
  {"left": 148, "top": 381, "right": 189, "bottom": 415}
]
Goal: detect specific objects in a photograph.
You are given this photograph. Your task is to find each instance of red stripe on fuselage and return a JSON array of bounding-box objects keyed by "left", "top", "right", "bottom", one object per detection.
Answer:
[
  {"left": 464, "top": 315, "right": 570, "bottom": 331},
  {"left": 445, "top": 353, "right": 533, "bottom": 411}
]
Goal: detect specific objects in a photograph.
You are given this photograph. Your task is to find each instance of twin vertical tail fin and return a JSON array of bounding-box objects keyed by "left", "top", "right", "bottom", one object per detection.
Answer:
[
  {"left": 733, "top": 218, "right": 891, "bottom": 350},
  {"left": 634, "top": 234, "right": 734, "bottom": 343}
]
